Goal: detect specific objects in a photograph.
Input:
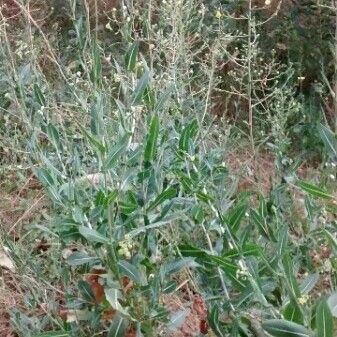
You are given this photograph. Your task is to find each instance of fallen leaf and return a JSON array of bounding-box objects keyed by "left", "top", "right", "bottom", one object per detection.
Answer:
[
  {"left": 0, "top": 248, "right": 15, "bottom": 272},
  {"left": 102, "top": 308, "right": 117, "bottom": 321},
  {"left": 85, "top": 269, "right": 106, "bottom": 304}
]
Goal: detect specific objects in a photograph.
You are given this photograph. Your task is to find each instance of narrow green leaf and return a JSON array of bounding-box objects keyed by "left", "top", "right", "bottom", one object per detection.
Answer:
[
  {"left": 227, "top": 202, "right": 247, "bottom": 232},
  {"left": 327, "top": 292, "right": 337, "bottom": 317},
  {"left": 190, "top": 204, "right": 204, "bottom": 224},
  {"left": 250, "top": 209, "right": 270, "bottom": 240},
  {"left": 277, "top": 226, "right": 288, "bottom": 257},
  {"left": 128, "top": 213, "right": 185, "bottom": 238},
  {"left": 323, "top": 229, "right": 337, "bottom": 252},
  {"left": 208, "top": 306, "right": 225, "bottom": 337},
  {"left": 66, "top": 252, "right": 98, "bottom": 266},
  {"left": 316, "top": 299, "right": 333, "bottom": 337},
  {"left": 262, "top": 319, "right": 313, "bottom": 337},
  {"left": 304, "top": 195, "right": 315, "bottom": 222},
  {"left": 317, "top": 123, "right": 337, "bottom": 159},
  {"left": 108, "top": 315, "right": 129, "bottom": 337},
  {"left": 207, "top": 255, "right": 238, "bottom": 275},
  {"left": 222, "top": 243, "right": 261, "bottom": 259},
  {"left": 105, "top": 190, "right": 119, "bottom": 207},
  {"left": 163, "top": 280, "right": 177, "bottom": 294},
  {"left": 283, "top": 300, "right": 303, "bottom": 324},
  {"left": 283, "top": 254, "right": 301, "bottom": 298},
  {"left": 259, "top": 198, "right": 268, "bottom": 218},
  {"left": 105, "top": 288, "right": 129, "bottom": 317},
  {"left": 78, "top": 125, "right": 106, "bottom": 154},
  {"left": 125, "top": 41, "right": 139, "bottom": 72},
  {"left": 154, "top": 85, "right": 173, "bottom": 112},
  {"left": 91, "top": 43, "right": 102, "bottom": 84},
  {"left": 47, "top": 123, "right": 61, "bottom": 150},
  {"left": 300, "top": 273, "right": 319, "bottom": 295},
  {"left": 34, "top": 83, "right": 46, "bottom": 106},
  {"left": 147, "top": 187, "right": 176, "bottom": 212},
  {"left": 78, "top": 280, "right": 96, "bottom": 303},
  {"left": 179, "top": 244, "right": 208, "bottom": 258},
  {"left": 79, "top": 226, "right": 111, "bottom": 244},
  {"left": 105, "top": 134, "right": 129, "bottom": 169},
  {"left": 144, "top": 114, "right": 159, "bottom": 163},
  {"left": 143, "top": 86, "right": 156, "bottom": 108},
  {"left": 118, "top": 260, "right": 147, "bottom": 286},
  {"left": 160, "top": 258, "right": 198, "bottom": 280},
  {"left": 36, "top": 168, "right": 55, "bottom": 187},
  {"left": 179, "top": 119, "right": 198, "bottom": 153},
  {"left": 131, "top": 70, "right": 150, "bottom": 105},
  {"left": 297, "top": 181, "right": 333, "bottom": 199}
]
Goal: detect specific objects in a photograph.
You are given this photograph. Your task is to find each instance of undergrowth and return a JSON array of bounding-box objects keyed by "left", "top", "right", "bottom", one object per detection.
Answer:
[{"left": 1, "top": 1, "right": 337, "bottom": 337}]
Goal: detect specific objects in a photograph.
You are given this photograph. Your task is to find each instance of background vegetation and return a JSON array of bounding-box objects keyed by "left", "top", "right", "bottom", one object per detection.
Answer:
[{"left": 1, "top": 0, "right": 337, "bottom": 336}]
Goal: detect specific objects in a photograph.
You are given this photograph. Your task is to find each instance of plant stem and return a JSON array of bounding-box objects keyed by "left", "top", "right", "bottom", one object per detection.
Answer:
[{"left": 247, "top": 0, "right": 255, "bottom": 153}]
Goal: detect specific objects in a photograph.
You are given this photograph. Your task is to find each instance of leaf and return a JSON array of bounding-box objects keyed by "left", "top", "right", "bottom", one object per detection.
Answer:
[
  {"left": 154, "top": 85, "right": 173, "bottom": 112},
  {"left": 131, "top": 70, "right": 150, "bottom": 105},
  {"left": 317, "top": 123, "right": 337, "bottom": 160},
  {"left": 147, "top": 187, "right": 176, "bottom": 212},
  {"left": 160, "top": 258, "right": 198, "bottom": 280},
  {"left": 47, "top": 123, "right": 61, "bottom": 150},
  {"left": 163, "top": 280, "right": 177, "bottom": 294},
  {"left": 327, "top": 292, "right": 337, "bottom": 317},
  {"left": 118, "top": 260, "right": 147, "bottom": 286},
  {"left": 105, "top": 288, "right": 129, "bottom": 317},
  {"left": 18, "top": 63, "right": 31, "bottom": 85},
  {"left": 143, "top": 86, "right": 156, "bottom": 108},
  {"left": 125, "top": 41, "right": 139, "bottom": 72},
  {"left": 178, "top": 244, "right": 208, "bottom": 258},
  {"left": 79, "top": 226, "right": 111, "bottom": 244},
  {"left": 262, "top": 319, "right": 313, "bottom": 337},
  {"left": 222, "top": 243, "right": 261, "bottom": 259},
  {"left": 297, "top": 181, "right": 333, "bottom": 199},
  {"left": 190, "top": 204, "right": 204, "bottom": 224},
  {"left": 36, "top": 168, "right": 55, "bottom": 187},
  {"left": 34, "top": 83, "right": 46, "bottom": 106},
  {"left": 144, "top": 114, "right": 159, "bottom": 163},
  {"left": 78, "top": 280, "right": 96, "bottom": 303},
  {"left": 207, "top": 255, "right": 238, "bottom": 275},
  {"left": 227, "top": 202, "right": 247, "bottom": 232},
  {"left": 33, "top": 332, "right": 69, "bottom": 337},
  {"left": 105, "top": 134, "right": 129, "bottom": 169},
  {"left": 108, "top": 315, "right": 129, "bottom": 337},
  {"left": 299, "top": 273, "right": 319, "bottom": 295},
  {"left": 0, "top": 248, "right": 15, "bottom": 272},
  {"left": 66, "top": 252, "right": 99, "bottom": 266},
  {"left": 250, "top": 209, "right": 271, "bottom": 240},
  {"left": 179, "top": 119, "right": 198, "bottom": 153},
  {"left": 283, "top": 300, "right": 303, "bottom": 324},
  {"left": 304, "top": 195, "right": 315, "bottom": 222},
  {"left": 259, "top": 198, "right": 268, "bottom": 218},
  {"left": 277, "top": 226, "right": 288, "bottom": 257},
  {"left": 128, "top": 213, "right": 185, "bottom": 238},
  {"left": 78, "top": 125, "right": 106, "bottom": 154},
  {"left": 91, "top": 42, "right": 102, "bottom": 84},
  {"left": 208, "top": 306, "right": 225, "bottom": 337},
  {"left": 316, "top": 299, "right": 333, "bottom": 337},
  {"left": 323, "top": 229, "right": 337, "bottom": 252},
  {"left": 105, "top": 190, "right": 119, "bottom": 207},
  {"left": 283, "top": 254, "right": 301, "bottom": 298}
]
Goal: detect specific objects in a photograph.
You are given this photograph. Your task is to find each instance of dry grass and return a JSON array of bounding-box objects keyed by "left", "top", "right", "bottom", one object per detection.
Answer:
[
  {"left": 0, "top": 174, "right": 49, "bottom": 335},
  {"left": 0, "top": 175, "right": 49, "bottom": 239},
  {"left": 0, "top": 272, "right": 23, "bottom": 337}
]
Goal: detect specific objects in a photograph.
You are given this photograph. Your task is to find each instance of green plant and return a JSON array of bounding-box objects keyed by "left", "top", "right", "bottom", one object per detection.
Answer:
[{"left": 2, "top": 1, "right": 337, "bottom": 337}]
